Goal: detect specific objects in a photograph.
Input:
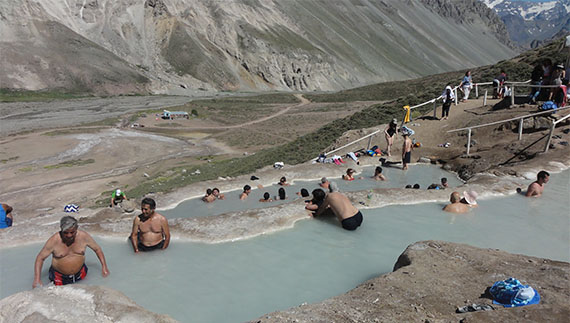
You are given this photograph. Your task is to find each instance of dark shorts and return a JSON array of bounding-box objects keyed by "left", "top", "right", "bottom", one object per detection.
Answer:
[
  {"left": 138, "top": 240, "right": 165, "bottom": 252},
  {"left": 341, "top": 211, "right": 363, "bottom": 231},
  {"left": 403, "top": 151, "right": 411, "bottom": 164},
  {"left": 49, "top": 263, "right": 88, "bottom": 285}
]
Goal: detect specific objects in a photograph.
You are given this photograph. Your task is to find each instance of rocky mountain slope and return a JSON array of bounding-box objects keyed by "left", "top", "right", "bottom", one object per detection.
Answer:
[
  {"left": 482, "top": 0, "right": 570, "bottom": 48},
  {"left": 1, "top": 0, "right": 517, "bottom": 95}
]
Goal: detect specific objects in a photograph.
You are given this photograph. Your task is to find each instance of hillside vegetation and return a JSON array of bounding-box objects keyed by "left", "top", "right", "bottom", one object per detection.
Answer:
[{"left": 118, "top": 38, "right": 566, "bottom": 201}]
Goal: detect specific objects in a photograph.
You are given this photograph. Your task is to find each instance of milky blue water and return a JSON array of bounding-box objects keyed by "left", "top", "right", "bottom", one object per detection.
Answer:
[
  {"left": 163, "top": 164, "right": 463, "bottom": 218},
  {"left": 1, "top": 169, "right": 568, "bottom": 323}
]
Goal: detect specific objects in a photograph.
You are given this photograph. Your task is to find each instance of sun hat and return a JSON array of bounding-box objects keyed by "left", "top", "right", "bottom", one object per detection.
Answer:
[
  {"left": 463, "top": 190, "right": 478, "bottom": 205},
  {"left": 116, "top": 189, "right": 122, "bottom": 195}
]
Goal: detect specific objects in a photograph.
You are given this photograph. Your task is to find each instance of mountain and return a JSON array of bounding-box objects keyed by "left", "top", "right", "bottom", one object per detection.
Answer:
[
  {"left": 481, "top": 0, "right": 570, "bottom": 48},
  {"left": 0, "top": 0, "right": 517, "bottom": 95}
]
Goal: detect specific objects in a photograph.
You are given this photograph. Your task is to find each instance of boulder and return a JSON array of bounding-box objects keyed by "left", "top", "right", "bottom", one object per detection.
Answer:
[
  {"left": 120, "top": 199, "right": 136, "bottom": 213},
  {"left": 0, "top": 285, "right": 177, "bottom": 323},
  {"left": 252, "top": 241, "right": 570, "bottom": 322}
]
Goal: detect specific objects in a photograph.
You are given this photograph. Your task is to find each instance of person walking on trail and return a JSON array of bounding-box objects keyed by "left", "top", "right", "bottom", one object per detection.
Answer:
[
  {"left": 459, "top": 71, "right": 473, "bottom": 102},
  {"left": 384, "top": 118, "right": 398, "bottom": 156},
  {"left": 441, "top": 84, "right": 454, "bottom": 120}
]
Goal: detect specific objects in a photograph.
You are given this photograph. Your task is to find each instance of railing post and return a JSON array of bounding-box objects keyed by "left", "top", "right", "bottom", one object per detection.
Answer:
[
  {"left": 475, "top": 84, "right": 479, "bottom": 98},
  {"left": 518, "top": 118, "right": 524, "bottom": 140},
  {"left": 454, "top": 88, "right": 458, "bottom": 105},
  {"left": 366, "top": 136, "right": 372, "bottom": 151},
  {"left": 483, "top": 90, "right": 487, "bottom": 107},
  {"left": 511, "top": 85, "right": 515, "bottom": 106},
  {"left": 544, "top": 122, "right": 556, "bottom": 153},
  {"left": 466, "top": 128, "right": 472, "bottom": 156},
  {"left": 433, "top": 99, "right": 437, "bottom": 118}
]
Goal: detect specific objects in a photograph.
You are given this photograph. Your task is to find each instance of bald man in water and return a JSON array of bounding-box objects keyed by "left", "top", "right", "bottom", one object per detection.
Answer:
[
  {"left": 33, "top": 216, "right": 110, "bottom": 287},
  {"left": 443, "top": 192, "right": 470, "bottom": 214},
  {"left": 312, "top": 189, "right": 363, "bottom": 230}
]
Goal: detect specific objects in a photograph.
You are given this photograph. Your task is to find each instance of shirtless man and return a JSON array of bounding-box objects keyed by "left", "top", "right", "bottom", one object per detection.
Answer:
[
  {"left": 402, "top": 132, "right": 413, "bottom": 170},
  {"left": 130, "top": 198, "right": 170, "bottom": 253},
  {"left": 525, "top": 170, "right": 550, "bottom": 197},
  {"left": 442, "top": 192, "right": 470, "bottom": 214},
  {"left": 33, "top": 216, "right": 109, "bottom": 287},
  {"left": 239, "top": 185, "right": 251, "bottom": 200},
  {"left": 372, "top": 166, "right": 386, "bottom": 181},
  {"left": 312, "top": 189, "right": 363, "bottom": 230}
]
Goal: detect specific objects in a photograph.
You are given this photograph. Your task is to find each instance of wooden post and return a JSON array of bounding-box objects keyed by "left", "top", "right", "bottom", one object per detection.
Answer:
[
  {"left": 454, "top": 88, "right": 458, "bottom": 105},
  {"left": 366, "top": 135, "right": 372, "bottom": 151},
  {"left": 433, "top": 99, "right": 437, "bottom": 118},
  {"left": 511, "top": 85, "right": 515, "bottom": 106},
  {"left": 475, "top": 84, "right": 479, "bottom": 98},
  {"left": 518, "top": 118, "right": 524, "bottom": 140},
  {"left": 544, "top": 122, "right": 556, "bottom": 153},
  {"left": 466, "top": 128, "right": 472, "bottom": 156},
  {"left": 483, "top": 90, "right": 487, "bottom": 107}
]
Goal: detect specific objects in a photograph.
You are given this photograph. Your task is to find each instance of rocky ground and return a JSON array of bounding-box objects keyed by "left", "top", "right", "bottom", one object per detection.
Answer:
[{"left": 251, "top": 240, "right": 570, "bottom": 322}]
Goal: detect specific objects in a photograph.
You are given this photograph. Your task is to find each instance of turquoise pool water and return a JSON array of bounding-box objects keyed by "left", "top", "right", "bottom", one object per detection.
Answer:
[
  {"left": 162, "top": 164, "right": 463, "bottom": 219},
  {"left": 1, "top": 170, "right": 568, "bottom": 322}
]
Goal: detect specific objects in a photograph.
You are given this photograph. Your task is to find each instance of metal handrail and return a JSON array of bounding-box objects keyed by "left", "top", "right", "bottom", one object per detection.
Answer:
[
  {"left": 322, "top": 129, "right": 381, "bottom": 157},
  {"left": 544, "top": 112, "right": 570, "bottom": 153},
  {"left": 320, "top": 77, "right": 565, "bottom": 158},
  {"left": 447, "top": 106, "right": 570, "bottom": 132},
  {"left": 447, "top": 106, "right": 570, "bottom": 155}
]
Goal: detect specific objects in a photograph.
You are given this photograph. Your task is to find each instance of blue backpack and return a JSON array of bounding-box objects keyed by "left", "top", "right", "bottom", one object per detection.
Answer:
[{"left": 540, "top": 101, "right": 557, "bottom": 111}]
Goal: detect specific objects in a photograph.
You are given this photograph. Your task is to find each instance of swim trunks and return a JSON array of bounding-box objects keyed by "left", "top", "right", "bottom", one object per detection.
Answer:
[
  {"left": 138, "top": 240, "right": 165, "bottom": 252},
  {"left": 49, "top": 263, "right": 88, "bottom": 285},
  {"left": 341, "top": 211, "right": 363, "bottom": 231},
  {"left": 403, "top": 151, "right": 411, "bottom": 164}
]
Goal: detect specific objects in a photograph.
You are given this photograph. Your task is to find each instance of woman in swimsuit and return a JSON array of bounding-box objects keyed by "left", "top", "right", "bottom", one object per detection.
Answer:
[{"left": 384, "top": 119, "right": 398, "bottom": 156}]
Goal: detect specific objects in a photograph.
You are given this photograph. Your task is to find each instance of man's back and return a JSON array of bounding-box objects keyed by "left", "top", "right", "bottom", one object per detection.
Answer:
[
  {"left": 443, "top": 203, "right": 469, "bottom": 214},
  {"left": 326, "top": 192, "right": 358, "bottom": 221}
]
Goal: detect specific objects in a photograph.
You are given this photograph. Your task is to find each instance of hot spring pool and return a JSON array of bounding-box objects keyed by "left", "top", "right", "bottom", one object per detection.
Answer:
[
  {"left": 162, "top": 164, "right": 463, "bottom": 219},
  {"left": 1, "top": 169, "right": 568, "bottom": 322}
]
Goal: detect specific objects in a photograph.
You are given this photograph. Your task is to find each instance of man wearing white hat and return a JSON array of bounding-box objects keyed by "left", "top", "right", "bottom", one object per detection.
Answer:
[{"left": 110, "top": 189, "right": 128, "bottom": 207}]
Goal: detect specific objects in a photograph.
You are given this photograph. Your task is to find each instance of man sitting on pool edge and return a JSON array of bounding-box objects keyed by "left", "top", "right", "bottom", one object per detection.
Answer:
[
  {"left": 130, "top": 197, "right": 171, "bottom": 253},
  {"left": 33, "top": 216, "right": 110, "bottom": 287},
  {"left": 311, "top": 189, "right": 363, "bottom": 230}
]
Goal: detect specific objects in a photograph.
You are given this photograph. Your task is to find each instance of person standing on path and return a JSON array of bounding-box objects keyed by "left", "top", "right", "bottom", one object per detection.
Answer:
[
  {"left": 459, "top": 71, "right": 472, "bottom": 102},
  {"left": 384, "top": 118, "right": 399, "bottom": 156},
  {"left": 441, "top": 84, "right": 454, "bottom": 120}
]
